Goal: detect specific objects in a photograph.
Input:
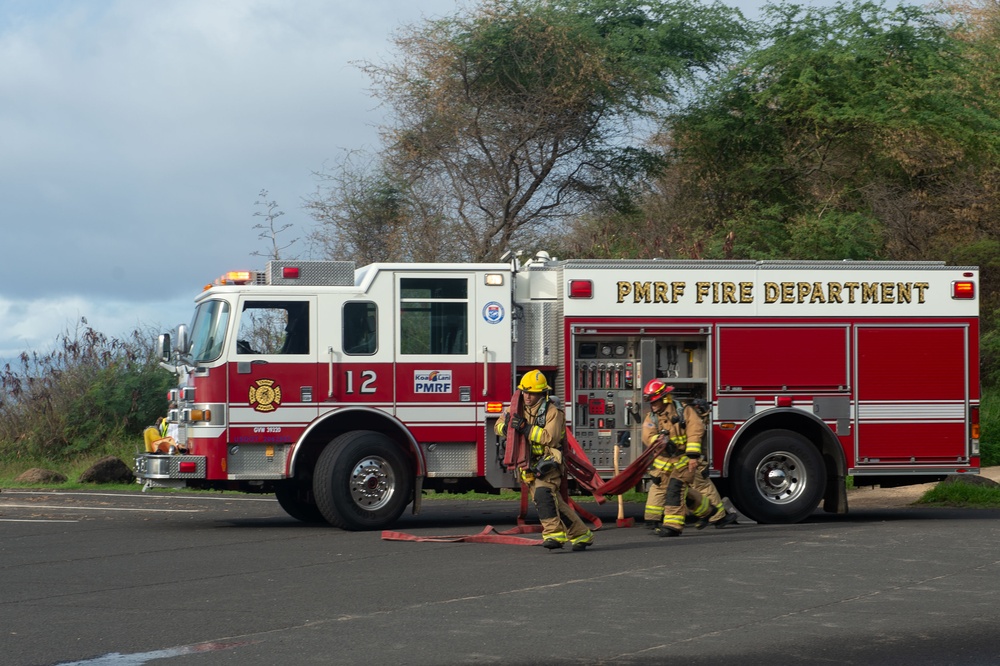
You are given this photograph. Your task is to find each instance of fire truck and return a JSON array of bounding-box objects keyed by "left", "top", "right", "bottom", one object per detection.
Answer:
[{"left": 137, "top": 252, "right": 981, "bottom": 529}]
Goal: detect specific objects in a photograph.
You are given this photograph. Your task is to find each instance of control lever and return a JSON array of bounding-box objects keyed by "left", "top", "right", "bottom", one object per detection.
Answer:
[{"left": 625, "top": 399, "right": 642, "bottom": 426}]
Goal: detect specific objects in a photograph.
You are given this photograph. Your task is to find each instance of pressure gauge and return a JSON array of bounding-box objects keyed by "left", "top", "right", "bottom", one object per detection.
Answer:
[
  {"left": 615, "top": 345, "right": 626, "bottom": 356},
  {"left": 601, "top": 344, "right": 612, "bottom": 356}
]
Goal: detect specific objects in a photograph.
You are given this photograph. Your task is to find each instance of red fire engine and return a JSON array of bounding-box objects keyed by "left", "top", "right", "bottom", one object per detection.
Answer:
[{"left": 137, "top": 252, "right": 981, "bottom": 529}]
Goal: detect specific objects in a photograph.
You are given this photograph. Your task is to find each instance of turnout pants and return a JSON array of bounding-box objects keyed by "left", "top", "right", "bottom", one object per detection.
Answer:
[
  {"left": 531, "top": 474, "right": 589, "bottom": 543},
  {"left": 690, "top": 459, "right": 729, "bottom": 524},
  {"left": 644, "top": 461, "right": 714, "bottom": 535}
]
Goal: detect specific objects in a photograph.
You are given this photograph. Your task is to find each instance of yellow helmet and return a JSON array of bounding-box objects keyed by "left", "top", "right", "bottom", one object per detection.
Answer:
[{"left": 517, "top": 370, "right": 550, "bottom": 393}]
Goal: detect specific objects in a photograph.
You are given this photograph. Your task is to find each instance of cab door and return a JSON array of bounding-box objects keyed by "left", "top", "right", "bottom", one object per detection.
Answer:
[
  {"left": 393, "top": 271, "right": 511, "bottom": 478},
  {"left": 394, "top": 274, "right": 479, "bottom": 439},
  {"left": 226, "top": 296, "right": 319, "bottom": 477}
]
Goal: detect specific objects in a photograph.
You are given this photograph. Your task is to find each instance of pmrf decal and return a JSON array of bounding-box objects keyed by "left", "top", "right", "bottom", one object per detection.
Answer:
[{"left": 414, "top": 370, "right": 452, "bottom": 394}]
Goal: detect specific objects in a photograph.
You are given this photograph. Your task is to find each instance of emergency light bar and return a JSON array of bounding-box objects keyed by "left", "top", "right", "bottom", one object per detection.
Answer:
[{"left": 217, "top": 270, "right": 254, "bottom": 285}]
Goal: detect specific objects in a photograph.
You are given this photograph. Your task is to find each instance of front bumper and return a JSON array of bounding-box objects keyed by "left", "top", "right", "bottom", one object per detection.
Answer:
[{"left": 135, "top": 454, "right": 207, "bottom": 480}]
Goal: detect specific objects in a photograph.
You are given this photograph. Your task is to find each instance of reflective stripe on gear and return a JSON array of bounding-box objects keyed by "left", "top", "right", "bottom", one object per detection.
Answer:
[
  {"left": 687, "top": 493, "right": 711, "bottom": 517},
  {"left": 644, "top": 504, "right": 665, "bottom": 520},
  {"left": 662, "top": 513, "right": 685, "bottom": 529}
]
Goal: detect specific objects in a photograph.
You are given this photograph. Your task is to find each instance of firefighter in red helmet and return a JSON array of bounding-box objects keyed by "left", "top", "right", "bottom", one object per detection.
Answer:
[
  {"left": 641, "top": 379, "right": 737, "bottom": 537},
  {"left": 496, "top": 370, "right": 594, "bottom": 551}
]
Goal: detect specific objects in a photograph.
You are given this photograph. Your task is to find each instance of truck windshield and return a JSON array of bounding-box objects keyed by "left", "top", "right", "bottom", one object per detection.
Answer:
[{"left": 188, "top": 300, "right": 231, "bottom": 363}]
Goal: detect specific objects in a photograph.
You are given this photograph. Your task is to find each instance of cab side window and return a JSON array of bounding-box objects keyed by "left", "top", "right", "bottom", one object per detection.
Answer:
[
  {"left": 344, "top": 301, "right": 377, "bottom": 355},
  {"left": 399, "top": 278, "right": 468, "bottom": 355},
  {"left": 236, "top": 300, "right": 309, "bottom": 355}
]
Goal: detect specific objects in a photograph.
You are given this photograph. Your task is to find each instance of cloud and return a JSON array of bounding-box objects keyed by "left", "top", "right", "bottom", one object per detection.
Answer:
[
  {"left": 0, "top": 292, "right": 194, "bottom": 362},
  {"left": 0, "top": 0, "right": 458, "bottom": 359}
]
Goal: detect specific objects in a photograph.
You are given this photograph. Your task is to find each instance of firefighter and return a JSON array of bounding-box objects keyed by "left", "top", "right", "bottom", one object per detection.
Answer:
[
  {"left": 680, "top": 396, "right": 738, "bottom": 529},
  {"left": 496, "top": 370, "right": 594, "bottom": 551},
  {"left": 640, "top": 379, "right": 737, "bottom": 537}
]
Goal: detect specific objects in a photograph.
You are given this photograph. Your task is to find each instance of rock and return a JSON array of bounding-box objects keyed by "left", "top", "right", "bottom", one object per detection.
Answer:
[
  {"left": 78, "top": 456, "right": 135, "bottom": 484},
  {"left": 15, "top": 468, "right": 68, "bottom": 484},
  {"left": 940, "top": 474, "right": 1000, "bottom": 488}
]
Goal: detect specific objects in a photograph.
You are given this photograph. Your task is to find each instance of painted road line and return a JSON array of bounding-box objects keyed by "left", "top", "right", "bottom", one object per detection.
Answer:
[
  {"left": 1, "top": 491, "right": 276, "bottom": 502},
  {"left": 0, "top": 504, "right": 200, "bottom": 513}
]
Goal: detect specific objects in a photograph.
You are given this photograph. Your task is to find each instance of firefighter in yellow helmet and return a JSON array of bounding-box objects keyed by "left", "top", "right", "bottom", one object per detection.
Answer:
[
  {"left": 641, "top": 379, "right": 737, "bottom": 537},
  {"left": 496, "top": 370, "right": 594, "bottom": 551}
]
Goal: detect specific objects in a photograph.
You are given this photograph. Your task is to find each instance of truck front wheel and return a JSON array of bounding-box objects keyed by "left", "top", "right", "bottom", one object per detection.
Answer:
[
  {"left": 731, "top": 429, "right": 825, "bottom": 524},
  {"left": 313, "top": 431, "right": 413, "bottom": 530}
]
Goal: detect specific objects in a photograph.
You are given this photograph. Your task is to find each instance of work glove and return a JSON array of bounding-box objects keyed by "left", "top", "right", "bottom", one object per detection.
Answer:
[
  {"left": 535, "top": 457, "right": 559, "bottom": 477},
  {"left": 510, "top": 415, "right": 529, "bottom": 435}
]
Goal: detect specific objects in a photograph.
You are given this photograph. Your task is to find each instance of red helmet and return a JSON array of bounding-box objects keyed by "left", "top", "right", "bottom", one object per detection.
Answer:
[{"left": 642, "top": 379, "right": 674, "bottom": 402}]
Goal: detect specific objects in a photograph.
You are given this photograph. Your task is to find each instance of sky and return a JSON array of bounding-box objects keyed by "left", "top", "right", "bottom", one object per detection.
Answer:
[{"left": 0, "top": 0, "right": 782, "bottom": 363}]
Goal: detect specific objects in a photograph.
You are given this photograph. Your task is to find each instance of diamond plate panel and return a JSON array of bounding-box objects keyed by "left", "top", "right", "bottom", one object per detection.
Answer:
[
  {"left": 516, "top": 301, "right": 562, "bottom": 369},
  {"left": 423, "top": 443, "right": 477, "bottom": 477},
  {"left": 267, "top": 260, "right": 355, "bottom": 286},
  {"left": 227, "top": 444, "right": 290, "bottom": 479}
]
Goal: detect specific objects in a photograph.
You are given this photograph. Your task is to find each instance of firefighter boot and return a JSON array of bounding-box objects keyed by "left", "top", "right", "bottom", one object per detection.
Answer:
[
  {"left": 570, "top": 530, "right": 594, "bottom": 552},
  {"left": 542, "top": 538, "right": 565, "bottom": 550},
  {"left": 653, "top": 525, "right": 681, "bottom": 538},
  {"left": 714, "top": 511, "right": 739, "bottom": 528},
  {"left": 697, "top": 505, "right": 737, "bottom": 530}
]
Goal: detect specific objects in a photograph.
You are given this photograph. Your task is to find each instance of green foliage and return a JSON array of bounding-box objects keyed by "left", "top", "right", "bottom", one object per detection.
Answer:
[
  {"left": 916, "top": 479, "right": 1000, "bottom": 507},
  {"left": 979, "top": 385, "right": 1000, "bottom": 466},
  {"left": 636, "top": 0, "right": 1000, "bottom": 262},
  {"left": 342, "top": 0, "right": 751, "bottom": 262},
  {"left": 0, "top": 320, "right": 173, "bottom": 461},
  {"left": 711, "top": 205, "right": 885, "bottom": 259}
]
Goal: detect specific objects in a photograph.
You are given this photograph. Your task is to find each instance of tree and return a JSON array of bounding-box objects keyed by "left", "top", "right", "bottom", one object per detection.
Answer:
[
  {"left": 310, "top": 0, "right": 750, "bottom": 262},
  {"left": 307, "top": 152, "right": 460, "bottom": 265},
  {"left": 252, "top": 189, "right": 296, "bottom": 261},
  {"left": 573, "top": 0, "right": 1000, "bottom": 261}
]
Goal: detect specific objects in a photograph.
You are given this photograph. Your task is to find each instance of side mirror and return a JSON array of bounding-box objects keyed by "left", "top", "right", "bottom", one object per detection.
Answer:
[
  {"left": 157, "top": 333, "right": 171, "bottom": 362},
  {"left": 176, "top": 324, "right": 190, "bottom": 354}
]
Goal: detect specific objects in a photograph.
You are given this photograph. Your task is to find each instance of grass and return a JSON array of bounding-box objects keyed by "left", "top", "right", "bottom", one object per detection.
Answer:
[
  {"left": 980, "top": 389, "right": 1000, "bottom": 466},
  {"left": 0, "top": 439, "right": 142, "bottom": 490},
  {"left": 916, "top": 480, "right": 1000, "bottom": 508}
]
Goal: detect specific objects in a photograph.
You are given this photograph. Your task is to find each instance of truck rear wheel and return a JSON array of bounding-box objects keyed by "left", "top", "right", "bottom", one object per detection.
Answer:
[
  {"left": 275, "top": 482, "right": 325, "bottom": 523},
  {"left": 731, "top": 429, "right": 825, "bottom": 524},
  {"left": 313, "top": 431, "right": 413, "bottom": 530}
]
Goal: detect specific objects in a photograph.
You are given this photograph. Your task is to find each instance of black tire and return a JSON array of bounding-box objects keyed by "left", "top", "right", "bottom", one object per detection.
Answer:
[
  {"left": 313, "top": 431, "right": 413, "bottom": 530},
  {"left": 274, "top": 482, "right": 325, "bottom": 523},
  {"left": 730, "top": 429, "right": 826, "bottom": 524}
]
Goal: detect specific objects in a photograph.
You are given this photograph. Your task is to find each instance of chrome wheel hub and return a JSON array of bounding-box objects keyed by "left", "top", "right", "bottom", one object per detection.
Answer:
[{"left": 349, "top": 455, "right": 396, "bottom": 511}]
